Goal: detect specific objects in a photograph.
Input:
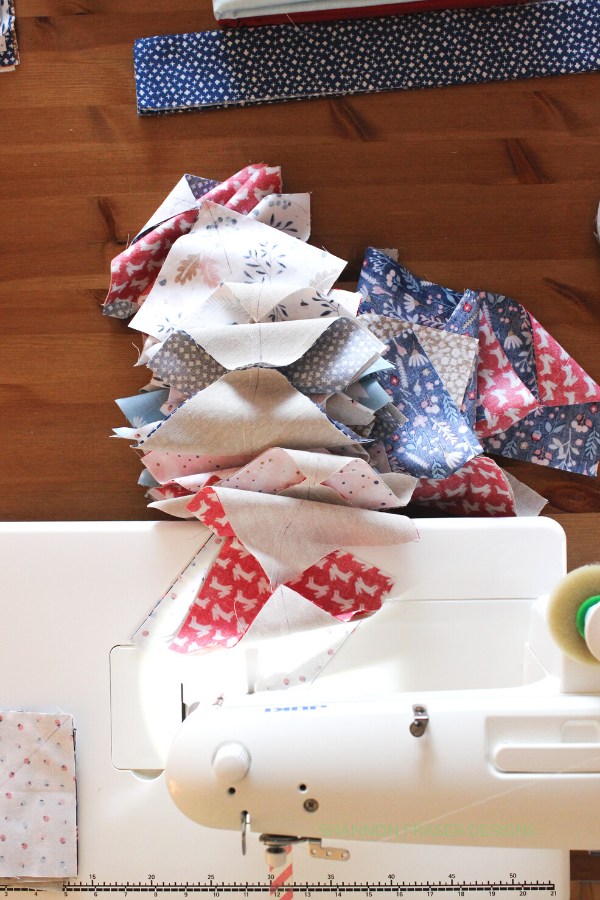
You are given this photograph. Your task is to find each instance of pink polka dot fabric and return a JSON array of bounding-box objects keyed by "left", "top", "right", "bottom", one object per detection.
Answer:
[{"left": 0, "top": 712, "right": 76, "bottom": 879}]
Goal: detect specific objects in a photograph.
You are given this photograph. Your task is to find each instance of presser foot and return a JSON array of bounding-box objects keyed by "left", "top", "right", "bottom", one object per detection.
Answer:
[{"left": 259, "top": 833, "right": 350, "bottom": 866}]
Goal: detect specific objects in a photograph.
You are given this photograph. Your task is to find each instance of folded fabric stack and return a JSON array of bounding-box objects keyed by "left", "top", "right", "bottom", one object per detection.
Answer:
[
  {"left": 0, "top": 712, "right": 77, "bottom": 884},
  {"left": 358, "top": 248, "right": 600, "bottom": 492},
  {"left": 213, "top": 0, "right": 526, "bottom": 26},
  {"left": 0, "top": 0, "right": 19, "bottom": 71},
  {"left": 104, "top": 164, "right": 600, "bottom": 667}
]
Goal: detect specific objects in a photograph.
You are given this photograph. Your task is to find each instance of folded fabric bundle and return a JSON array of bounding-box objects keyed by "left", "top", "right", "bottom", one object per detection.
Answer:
[
  {"left": 133, "top": 0, "right": 600, "bottom": 114},
  {"left": 214, "top": 0, "right": 528, "bottom": 26},
  {"left": 359, "top": 247, "right": 600, "bottom": 477},
  {"left": 0, "top": 713, "right": 77, "bottom": 882},
  {"left": 106, "top": 166, "right": 586, "bottom": 677},
  {"left": 109, "top": 166, "right": 552, "bottom": 528},
  {"left": 0, "top": 0, "right": 19, "bottom": 71}
]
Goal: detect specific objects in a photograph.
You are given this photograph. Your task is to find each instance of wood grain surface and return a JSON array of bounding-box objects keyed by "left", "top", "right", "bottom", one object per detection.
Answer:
[
  {"left": 3, "top": 1, "right": 600, "bottom": 531},
  {"left": 2, "top": 0, "right": 600, "bottom": 875}
]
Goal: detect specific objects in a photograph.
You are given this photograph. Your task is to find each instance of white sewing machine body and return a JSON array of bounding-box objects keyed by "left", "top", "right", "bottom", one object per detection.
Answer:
[
  {"left": 165, "top": 518, "right": 600, "bottom": 850},
  {"left": 0, "top": 518, "right": 589, "bottom": 894}
]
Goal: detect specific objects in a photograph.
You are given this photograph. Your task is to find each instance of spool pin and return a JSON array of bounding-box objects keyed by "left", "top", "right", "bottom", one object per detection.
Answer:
[{"left": 547, "top": 565, "right": 600, "bottom": 665}]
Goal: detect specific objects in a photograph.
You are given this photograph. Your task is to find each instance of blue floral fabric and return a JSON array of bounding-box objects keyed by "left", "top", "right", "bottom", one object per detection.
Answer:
[
  {"left": 357, "top": 247, "right": 600, "bottom": 476},
  {"left": 481, "top": 292, "right": 539, "bottom": 400},
  {"left": 133, "top": 0, "right": 600, "bottom": 114},
  {"left": 376, "top": 330, "right": 482, "bottom": 479},
  {"left": 482, "top": 403, "right": 600, "bottom": 476},
  {"left": 358, "top": 247, "right": 462, "bottom": 328}
]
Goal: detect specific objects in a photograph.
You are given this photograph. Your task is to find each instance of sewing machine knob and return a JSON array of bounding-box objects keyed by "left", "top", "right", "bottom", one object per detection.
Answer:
[{"left": 212, "top": 742, "right": 251, "bottom": 783}]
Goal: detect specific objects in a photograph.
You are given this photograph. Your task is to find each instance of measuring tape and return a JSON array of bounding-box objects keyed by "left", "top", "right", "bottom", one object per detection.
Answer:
[{"left": 0, "top": 880, "right": 557, "bottom": 895}]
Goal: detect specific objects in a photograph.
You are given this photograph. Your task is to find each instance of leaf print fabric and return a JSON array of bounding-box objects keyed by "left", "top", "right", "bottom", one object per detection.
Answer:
[
  {"left": 376, "top": 329, "right": 483, "bottom": 479},
  {"left": 248, "top": 193, "right": 311, "bottom": 242},
  {"left": 130, "top": 200, "right": 345, "bottom": 339},
  {"left": 0, "top": 713, "right": 76, "bottom": 879},
  {"left": 175, "top": 253, "right": 220, "bottom": 287}
]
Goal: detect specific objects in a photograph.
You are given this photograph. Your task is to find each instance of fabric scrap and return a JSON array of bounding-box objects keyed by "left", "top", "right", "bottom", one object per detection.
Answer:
[
  {"left": 377, "top": 328, "right": 483, "bottom": 479},
  {"left": 142, "top": 450, "right": 253, "bottom": 483},
  {"left": 213, "top": 446, "right": 416, "bottom": 510},
  {"left": 358, "top": 247, "right": 600, "bottom": 476},
  {"left": 0, "top": 713, "right": 76, "bottom": 879},
  {"left": 244, "top": 586, "right": 355, "bottom": 691},
  {"left": 133, "top": 175, "right": 220, "bottom": 244},
  {"left": 248, "top": 193, "right": 311, "bottom": 242},
  {"left": 115, "top": 389, "right": 169, "bottom": 427},
  {"left": 133, "top": 532, "right": 221, "bottom": 651},
  {"left": 0, "top": 0, "right": 18, "bottom": 70},
  {"left": 411, "top": 455, "right": 547, "bottom": 517}
]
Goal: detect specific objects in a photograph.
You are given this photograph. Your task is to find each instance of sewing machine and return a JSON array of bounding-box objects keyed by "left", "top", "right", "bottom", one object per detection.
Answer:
[{"left": 0, "top": 519, "right": 583, "bottom": 895}]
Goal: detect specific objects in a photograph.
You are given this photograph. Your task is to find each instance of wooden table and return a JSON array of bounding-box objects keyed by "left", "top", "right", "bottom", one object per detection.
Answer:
[{"left": 2, "top": 0, "right": 600, "bottom": 883}]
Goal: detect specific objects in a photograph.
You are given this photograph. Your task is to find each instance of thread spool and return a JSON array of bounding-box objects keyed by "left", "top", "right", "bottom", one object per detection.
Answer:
[{"left": 547, "top": 565, "right": 600, "bottom": 665}]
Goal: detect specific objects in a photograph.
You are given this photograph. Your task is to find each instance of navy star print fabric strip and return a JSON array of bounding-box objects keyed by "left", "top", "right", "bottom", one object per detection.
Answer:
[{"left": 134, "top": 0, "right": 600, "bottom": 114}]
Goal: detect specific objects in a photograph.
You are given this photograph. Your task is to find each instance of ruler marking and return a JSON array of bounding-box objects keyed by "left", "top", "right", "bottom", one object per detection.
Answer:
[{"left": 0, "top": 884, "right": 557, "bottom": 895}]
